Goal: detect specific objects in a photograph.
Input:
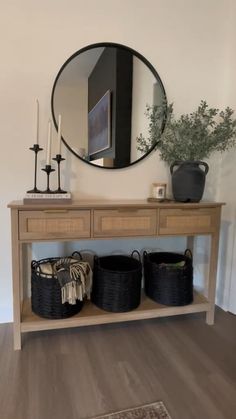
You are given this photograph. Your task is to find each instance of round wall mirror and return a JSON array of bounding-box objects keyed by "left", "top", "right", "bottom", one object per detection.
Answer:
[{"left": 51, "top": 42, "right": 167, "bottom": 169}]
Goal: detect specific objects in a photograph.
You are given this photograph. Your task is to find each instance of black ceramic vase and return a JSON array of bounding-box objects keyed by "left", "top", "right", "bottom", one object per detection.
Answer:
[{"left": 170, "top": 160, "right": 209, "bottom": 202}]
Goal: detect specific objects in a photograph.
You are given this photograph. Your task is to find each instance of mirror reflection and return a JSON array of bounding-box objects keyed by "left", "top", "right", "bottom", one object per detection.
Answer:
[{"left": 51, "top": 44, "right": 167, "bottom": 168}]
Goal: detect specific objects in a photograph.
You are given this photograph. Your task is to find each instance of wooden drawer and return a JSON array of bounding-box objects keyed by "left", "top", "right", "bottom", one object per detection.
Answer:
[
  {"left": 158, "top": 208, "right": 217, "bottom": 235},
  {"left": 93, "top": 209, "right": 157, "bottom": 238},
  {"left": 19, "top": 210, "right": 91, "bottom": 240}
]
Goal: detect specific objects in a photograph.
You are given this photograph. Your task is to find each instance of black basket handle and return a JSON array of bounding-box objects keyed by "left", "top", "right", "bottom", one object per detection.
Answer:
[
  {"left": 31, "top": 257, "right": 58, "bottom": 275},
  {"left": 31, "top": 260, "right": 38, "bottom": 270},
  {"left": 31, "top": 258, "right": 55, "bottom": 273},
  {"left": 131, "top": 250, "right": 141, "bottom": 261},
  {"left": 184, "top": 249, "right": 193, "bottom": 260},
  {"left": 71, "top": 251, "right": 82, "bottom": 261}
]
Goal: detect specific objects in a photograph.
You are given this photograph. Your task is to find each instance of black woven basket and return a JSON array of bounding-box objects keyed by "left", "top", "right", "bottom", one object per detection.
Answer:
[
  {"left": 143, "top": 250, "right": 193, "bottom": 306},
  {"left": 91, "top": 251, "right": 142, "bottom": 313},
  {"left": 31, "top": 257, "right": 83, "bottom": 319}
]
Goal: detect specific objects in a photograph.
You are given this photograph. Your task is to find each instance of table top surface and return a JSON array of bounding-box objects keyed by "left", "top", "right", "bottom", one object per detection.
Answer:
[{"left": 8, "top": 199, "right": 225, "bottom": 210}]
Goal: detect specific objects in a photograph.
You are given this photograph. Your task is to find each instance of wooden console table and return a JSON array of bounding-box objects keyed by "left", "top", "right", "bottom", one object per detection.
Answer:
[{"left": 8, "top": 200, "right": 223, "bottom": 350}]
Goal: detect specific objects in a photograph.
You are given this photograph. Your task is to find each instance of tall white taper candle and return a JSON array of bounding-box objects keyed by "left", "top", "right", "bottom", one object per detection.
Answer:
[
  {"left": 46, "top": 120, "right": 52, "bottom": 165},
  {"left": 35, "top": 99, "right": 39, "bottom": 144},
  {"left": 57, "top": 114, "right": 62, "bottom": 155}
]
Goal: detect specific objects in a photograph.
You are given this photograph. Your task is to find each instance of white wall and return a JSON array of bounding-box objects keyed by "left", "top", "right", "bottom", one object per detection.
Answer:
[
  {"left": 0, "top": 0, "right": 235, "bottom": 322},
  {"left": 54, "top": 74, "right": 88, "bottom": 152},
  {"left": 131, "top": 56, "right": 157, "bottom": 161},
  {"left": 53, "top": 47, "right": 104, "bottom": 154},
  {"left": 215, "top": 0, "right": 236, "bottom": 313}
]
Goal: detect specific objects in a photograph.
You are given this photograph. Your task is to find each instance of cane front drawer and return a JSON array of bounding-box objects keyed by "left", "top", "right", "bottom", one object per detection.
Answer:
[
  {"left": 158, "top": 207, "right": 217, "bottom": 235},
  {"left": 93, "top": 209, "right": 157, "bottom": 238},
  {"left": 19, "top": 210, "right": 91, "bottom": 240}
]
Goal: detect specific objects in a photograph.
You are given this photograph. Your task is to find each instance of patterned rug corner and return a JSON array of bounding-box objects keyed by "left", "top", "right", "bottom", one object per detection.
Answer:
[{"left": 92, "top": 401, "right": 172, "bottom": 419}]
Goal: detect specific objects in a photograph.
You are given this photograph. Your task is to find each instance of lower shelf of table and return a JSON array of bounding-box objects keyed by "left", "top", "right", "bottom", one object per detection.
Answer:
[{"left": 20, "top": 291, "right": 210, "bottom": 333}]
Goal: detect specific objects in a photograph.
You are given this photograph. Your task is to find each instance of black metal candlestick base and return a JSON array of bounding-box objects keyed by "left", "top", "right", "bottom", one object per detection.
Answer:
[
  {"left": 27, "top": 144, "right": 43, "bottom": 193},
  {"left": 41, "top": 164, "right": 55, "bottom": 193},
  {"left": 52, "top": 154, "right": 67, "bottom": 193}
]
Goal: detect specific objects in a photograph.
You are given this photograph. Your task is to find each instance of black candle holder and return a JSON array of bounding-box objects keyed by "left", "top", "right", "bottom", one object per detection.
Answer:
[
  {"left": 41, "top": 164, "right": 55, "bottom": 193},
  {"left": 27, "top": 144, "right": 43, "bottom": 193},
  {"left": 52, "top": 154, "right": 67, "bottom": 193}
]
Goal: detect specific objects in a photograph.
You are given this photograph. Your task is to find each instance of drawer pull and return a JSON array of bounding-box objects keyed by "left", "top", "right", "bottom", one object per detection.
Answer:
[
  {"left": 117, "top": 209, "right": 139, "bottom": 213},
  {"left": 179, "top": 208, "right": 201, "bottom": 211},
  {"left": 43, "top": 210, "right": 69, "bottom": 214}
]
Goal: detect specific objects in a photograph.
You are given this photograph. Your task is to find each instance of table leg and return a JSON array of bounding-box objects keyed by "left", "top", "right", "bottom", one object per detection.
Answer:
[
  {"left": 11, "top": 209, "right": 21, "bottom": 350},
  {"left": 186, "top": 236, "right": 194, "bottom": 254},
  {"left": 206, "top": 208, "right": 221, "bottom": 325}
]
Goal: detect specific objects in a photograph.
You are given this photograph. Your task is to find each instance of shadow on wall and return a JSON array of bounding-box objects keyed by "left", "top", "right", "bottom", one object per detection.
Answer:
[
  {"left": 203, "top": 155, "right": 221, "bottom": 201},
  {"left": 190, "top": 236, "right": 210, "bottom": 293},
  {"left": 60, "top": 148, "right": 76, "bottom": 192},
  {"left": 217, "top": 219, "right": 234, "bottom": 309}
]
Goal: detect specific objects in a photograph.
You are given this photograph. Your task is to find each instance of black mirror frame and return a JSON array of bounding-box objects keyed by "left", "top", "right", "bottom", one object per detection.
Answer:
[{"left": 51, "top": 42, "right": 167, "bottom": 169}]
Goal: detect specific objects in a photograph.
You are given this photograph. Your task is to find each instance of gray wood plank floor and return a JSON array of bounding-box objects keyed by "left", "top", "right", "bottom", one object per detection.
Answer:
[{"left": 0, "top": 309, "right": 236, "bottom": 419}]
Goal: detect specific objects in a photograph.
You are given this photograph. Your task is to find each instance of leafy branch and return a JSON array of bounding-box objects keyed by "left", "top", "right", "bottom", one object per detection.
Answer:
[{"left": 137, "top": 101, "right": 236, "bottom": 165}]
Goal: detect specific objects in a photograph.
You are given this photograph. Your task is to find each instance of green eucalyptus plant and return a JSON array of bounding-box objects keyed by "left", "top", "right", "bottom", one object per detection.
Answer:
[{"left": 137, "top": 100, "right": 236, "bottom": 165}]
